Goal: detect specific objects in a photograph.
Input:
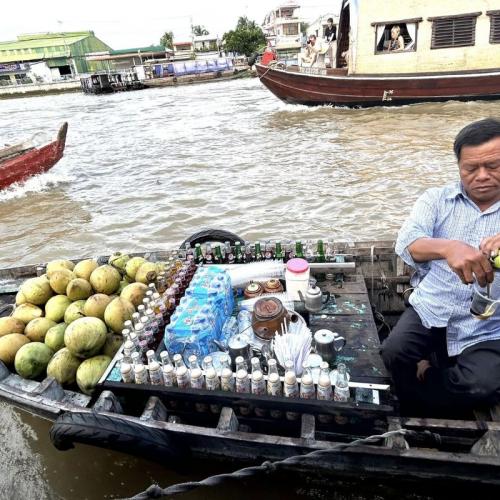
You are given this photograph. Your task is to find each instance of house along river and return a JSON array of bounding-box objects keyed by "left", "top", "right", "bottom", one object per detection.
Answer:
[{"left": 0, "top": 77, "right": 498, "bottom": 499}]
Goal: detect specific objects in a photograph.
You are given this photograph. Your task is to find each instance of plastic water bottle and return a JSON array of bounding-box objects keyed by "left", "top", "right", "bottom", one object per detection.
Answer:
[
  {"left": 220, "top": 316, "right": 238, "bottom": 344},
  {"left": 237, "top": 310, "right": 253, "bottom": 338}
]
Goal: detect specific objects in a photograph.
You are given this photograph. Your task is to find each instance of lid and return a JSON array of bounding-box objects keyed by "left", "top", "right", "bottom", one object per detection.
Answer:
[
  {"left": 314, "top": 329, "right": 336, "bottom": 345},
  {"left": 246, "top": 282, "right": 262, "bottom": 293},
  {"left": 264, "top": 279, "right": 282, "bottom": 290},
  {"left": 306, "top": 284, "right": 322, "bottom": 297},
  {"left": 287, "top": 258, "right": 309, "bottom": 274},
  {"left": 253, "top": 297, "right": 284, "bottom": 320}
]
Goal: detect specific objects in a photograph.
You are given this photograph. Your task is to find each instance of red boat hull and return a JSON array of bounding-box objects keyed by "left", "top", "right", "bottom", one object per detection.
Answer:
[
  {"left": 0, "top": 122, "right": 68, "bottom": 190},
  {"left": 256, "top": 64, "right": 500, "bottom": 107}
]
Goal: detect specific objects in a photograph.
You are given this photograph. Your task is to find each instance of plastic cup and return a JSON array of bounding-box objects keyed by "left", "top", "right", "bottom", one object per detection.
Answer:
[{"left": 470, "top": 282, "right": 500, "bottom": 320}]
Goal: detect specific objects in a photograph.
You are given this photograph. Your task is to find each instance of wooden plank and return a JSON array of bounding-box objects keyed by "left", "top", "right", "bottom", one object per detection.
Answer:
[
  {"left": 217, "top": 407, "right": 239, "bottom": 433},
  {"left": 471, "top": 430, "right": 500, "bottom": 456},
  {"left": 93, "top": 390, "right": 124, "bottom": 414},
  {"left": 140, "top": 396, "right": 167, "bottom": 422},
  {"left": 403, "top": 417, "right": 497, "bottom": 432},
  {"left": 301, "top": 413, "right": 316, "bottom": 441},
  {"left": 313, "top": 294, "right": 372, "bottom": 317},
  {"left": 385, "top": 417, "right": 409, "bottom": 450}
]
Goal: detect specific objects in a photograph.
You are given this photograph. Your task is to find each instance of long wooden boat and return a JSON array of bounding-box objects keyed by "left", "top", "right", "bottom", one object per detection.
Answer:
[
  {"left": 0, "top": 122, "right": 68, "bottom": 190},
  {"left": 0, "top": 233, "right": 499, "bottom": 494},
  {"left": 257, "top": 0, "right": 500, "bottom": 107}
]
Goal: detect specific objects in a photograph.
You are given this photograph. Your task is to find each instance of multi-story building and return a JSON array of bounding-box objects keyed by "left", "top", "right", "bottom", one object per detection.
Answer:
[
  {"left": 307, "top": 14, "right": 339, "bottom": 40},
  {"left": 193, "top": 35, "right": 220, "bottom": 59},
  {"left": 0, "top": 31, "right": 111, "bottom": 84},
  {"left": 262, "top": 2, "right": 304, "bottom": 60}
]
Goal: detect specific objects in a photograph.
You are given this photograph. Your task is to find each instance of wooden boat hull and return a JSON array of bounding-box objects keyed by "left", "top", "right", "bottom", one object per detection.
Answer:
[
  {"left": 255, "top": 63, "right": 500, "bottom": 107},
  {"left": 0, "top": 122, "right": 68, "bottom": 190}
]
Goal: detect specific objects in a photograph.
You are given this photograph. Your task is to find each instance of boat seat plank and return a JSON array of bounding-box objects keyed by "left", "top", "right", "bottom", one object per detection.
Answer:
[
  {"left": 93, "top": 390, "right": 124, "bottom": 414},
  {"left": 300, "top": 413, "right": 316, "bottom": 442},
  {"left": 217, "top": 407, "right": 239, "bottom": 433},
  {"left": 140, "top": 396, "right": 166, "bottom": 422},
  {"left": 32, "top": 377, "right": 65, "bottom": 401}
]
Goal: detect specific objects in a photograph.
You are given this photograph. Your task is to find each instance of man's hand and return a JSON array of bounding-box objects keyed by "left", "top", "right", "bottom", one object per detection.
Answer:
[
  {"left": 416, "top": 359, "right": 431, "bottom": 382},
  {"left": 479, "top": 233, "right": 500, "bottom": 259},
  {"left": 443, "top": 240, "right": 494, "bottom": 287}
]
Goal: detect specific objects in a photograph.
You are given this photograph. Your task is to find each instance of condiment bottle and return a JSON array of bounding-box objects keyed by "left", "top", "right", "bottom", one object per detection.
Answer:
[
  {"left": 317, "top": 361, "right": 333, "bottom": 424},
  {"left": 204, "top": 356, "right": 221, "bottom": 414},
  {"left": 220, "top": 354, "right": 235, "bottom": 392},
  {"left": 334, "top": 363, "right": 350, "bottom": 402},
  {"left": 173, "top": 354, "right": 190, "bottom": 389},
  {"left": 162, "top": 358, "right": 175, "bottom": 387},
  {"left": 134, "top": 362, "right": 148, "bottom": 384},
  {"left": 189, "top": 355, "right": 207, "bottom": 412},
  {"left": 120, "top": 362, "right": 134, "bottom": 383},
  {"left": 149, "top": 360, "right": 163, "bottom": 386},
  {"left": 251, "top": 357, "right": 267, "bottom": 417},
  {"left": 283, "top": 360, "right": 299, "bottom": 420},
  {"left": 267, "top": 358, "right": 282, "bottom": 419},
  {"left": 235, "top": 356, "right": 251, "bottom": 416},
  {"left": 299, "top": 363, "right": 316, "bottom": 399}
]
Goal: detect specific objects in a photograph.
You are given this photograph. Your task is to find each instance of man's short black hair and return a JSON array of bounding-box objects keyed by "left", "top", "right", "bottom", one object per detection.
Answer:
[
  {"left": 454, "top": 118, "right": 500, "bottom": 160},
  {"left": 327, "top": 17, "right": 334, "bottom": 23}
]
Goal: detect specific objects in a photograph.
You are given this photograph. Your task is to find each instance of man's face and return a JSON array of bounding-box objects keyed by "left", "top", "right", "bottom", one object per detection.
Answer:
[
  {"left": 309, "top": 37, "right": 316, "bottom": 46},
  {"left": 459, "top": 136, "right": 500, "bottom": 209}
]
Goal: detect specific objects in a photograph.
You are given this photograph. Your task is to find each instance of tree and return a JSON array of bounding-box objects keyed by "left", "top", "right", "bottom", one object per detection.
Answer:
[
  {"left": 192, "top": 25, "right": 209, "bottom": 36},
  {"left": 160, "top": 31, "right": 173, "bottom": 49},
  {"left": 223, "top": 16, "right": 266, "bottom": 57}
]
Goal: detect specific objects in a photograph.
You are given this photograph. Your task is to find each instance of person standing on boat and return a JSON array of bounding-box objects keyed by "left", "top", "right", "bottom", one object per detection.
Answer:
[
  {"left": 324, "top": 18, "right": 337, "bottom": 68},
  {"left": 381, "top": 118, "right": 500, "bottom": 417}
]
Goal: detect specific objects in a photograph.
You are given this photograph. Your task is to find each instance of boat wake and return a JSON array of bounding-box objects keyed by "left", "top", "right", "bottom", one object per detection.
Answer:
[{"left": 0, "top": 171, "right": 72, "bottom": 202}]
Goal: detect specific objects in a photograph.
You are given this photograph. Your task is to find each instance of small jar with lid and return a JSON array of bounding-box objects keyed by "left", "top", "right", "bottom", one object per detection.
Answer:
[{"left": 285, "top": 258, "right": 310, "bottom": 301}]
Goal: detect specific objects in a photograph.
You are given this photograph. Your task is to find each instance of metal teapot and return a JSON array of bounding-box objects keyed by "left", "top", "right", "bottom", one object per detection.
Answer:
[
  {"left": 298, "top": 283, "right": 330, "bottom": 313},
  {"left": 313, "top": 329, "right": 346, "bottom": 366}
]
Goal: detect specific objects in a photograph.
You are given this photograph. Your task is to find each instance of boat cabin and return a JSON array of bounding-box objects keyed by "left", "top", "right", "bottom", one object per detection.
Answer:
[{"left": 337, "top": 0, "right": 500, "bottom": 74}]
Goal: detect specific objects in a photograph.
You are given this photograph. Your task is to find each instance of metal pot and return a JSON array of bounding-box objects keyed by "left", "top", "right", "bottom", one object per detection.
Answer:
[
  {"left": 252, "top": 297, "right": 298, "bottom": 341},
  {"left": 313, "top": 329, "right": 346, "bottom": 366},
  {"left": 298, "top": 284, "right": 330, "bottom": 313},
  {"left": 227, "top": 334, "right": 252, "bottom": 369}
]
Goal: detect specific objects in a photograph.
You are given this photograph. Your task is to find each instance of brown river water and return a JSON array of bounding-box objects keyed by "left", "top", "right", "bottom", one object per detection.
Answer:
[{"left": 0, "top": 78, "right": 499, "bottom": 499}]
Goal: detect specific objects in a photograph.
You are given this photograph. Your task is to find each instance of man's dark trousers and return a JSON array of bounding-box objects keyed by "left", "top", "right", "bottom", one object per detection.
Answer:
[{"left": 380, "top": 307, "right": 500, "bottom": 416}]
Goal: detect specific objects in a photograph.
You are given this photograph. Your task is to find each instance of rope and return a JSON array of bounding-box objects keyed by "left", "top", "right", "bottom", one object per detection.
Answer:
[{"left": 129, "top": 429, "right": 412, "bottom": 499}]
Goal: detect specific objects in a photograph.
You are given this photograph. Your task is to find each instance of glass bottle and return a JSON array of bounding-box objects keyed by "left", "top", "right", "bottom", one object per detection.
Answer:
[
  {"left": 123, "top": 320, "right": 134, "bottom": 334},
  {"left": 305, "top": 240, "right": 315, "bottom": 262},
  {"left": 188, "top": 355, "right": 205, "bottom": 389},
  {"left": 133, "top": 362, "right": 148, "bottom": 384},
  {"left": 162, "top": 357, "right": 175, "bottom": 387},
  {"left": 274, "top": 241, "right": 284, "bottom": 261},
  {"left": 204, "top": 356, "right": 221, "bottom": 413},
  {"left": 295, "top": 240, "right": 304, "bottom": 259},
  {"left": 244, "top": 242, "right": 253, "bottom": 263},
  {"left": 213, "top": 244, "right": 223, "bottom": 265},
  {"left": 326, "top": 238, "right": 335, "bottom": 262},
  {"left": 251, "top": 357, "right": 267, "bottom": 417},
  {"left": 316, "top": 239, "right": 326, "bottom": 263},
  {"left": 120, "top": 362, "right": 134, "bottom": 383},
  {"left": 195, "top": 243, "right": 204, "bottom": 265},
  {"left": 300, "top": 363, "right": 316, "bottom": 399},
  {"left": 254, "top": 241, "right": 263, "bottom": 261},
  {"left": 267, "top": 358, "right": 282, "bottom": 419},
  {"left": 220, "top": 354, "right": 235, "bottom": 392},
  {"left": 159, "top": 351, "right": 171, "bottom": 367},
  {"left": 173, "top": 354, "right": 190, "bottom": 389},
  {"left": 317, "top": 362, "right": 333, "bottom": 400},
  {"left": 225, "top": 241, "right": 235, "bottom": 264},
  {"left": 264, "top": 242, "right": 273, "bottom": 260},
  {"left": 132, "top": 312, "right": 141, "bottom": 328},
  {"left": 121, "top": 328, "right": 131, "bottom": 342},
  {"left": 334, "top": 363, "right": 350, "bottom": 402},
  {"left": 184, "top": 242, "right": 194, "bottom": 262},
  {"left": 149, "top": 360, "right": 163, "bottom": 386},
  {"left": 235, "top": 356, "right": 251, "bottom": 416},
  {"left": 234, "top": 241, "right": 244, "bottom": 264},
  {"left": 146, "top": 350, "right": 157, "bottom": 365},
  {"left": 204, "top": 243, "right": 214, "bottom": 265},
  {"left": 283, "top": 360, "right": 299, "bottom": 420}
]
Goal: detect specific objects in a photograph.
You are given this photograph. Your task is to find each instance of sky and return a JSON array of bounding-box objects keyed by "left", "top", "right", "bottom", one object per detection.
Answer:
[{"left": 1, "top": 0, "right": 340, "bottom": 49}]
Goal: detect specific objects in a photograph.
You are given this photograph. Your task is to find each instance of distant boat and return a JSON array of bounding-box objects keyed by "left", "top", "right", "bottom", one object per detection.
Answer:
[
  {"left": 257, "top": 0, "right": 500, "bottom": 107},
  {"left": 0, "top": 122, "right": 67, "bottom": 190}
]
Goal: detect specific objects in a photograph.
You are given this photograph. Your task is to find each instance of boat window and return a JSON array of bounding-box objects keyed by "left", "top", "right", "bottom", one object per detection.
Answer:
[
  {"left": 429, "top": 13, "right": 480, "bottom": 49},
  {"left": 487, "top": 11, "right": 500, "bottom": 43},
  {"left": 374, "top": 22, "right": 418, "bottom": 54}
]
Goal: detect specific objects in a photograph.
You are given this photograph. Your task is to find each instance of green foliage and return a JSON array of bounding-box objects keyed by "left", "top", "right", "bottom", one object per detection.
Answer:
[
  {"left": 223, "top": 16, "right": 266, "bottom": 57},
  {"left": 192, "top": 25, "right": 209, "bottom": 36},
  {"left": 301, "top": 22, "right": 310, "bottom": 35},
  {"left": 160, "top": 31, "right": 173, "bottom": 49}
]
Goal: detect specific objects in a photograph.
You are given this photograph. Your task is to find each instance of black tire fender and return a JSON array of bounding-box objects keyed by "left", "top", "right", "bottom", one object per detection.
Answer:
[
  {"left": 180, "top": 228, "right": 244, "bottom": 249},
  {"left": 50, "top": 412, "right": 185, "bottom": 462}
]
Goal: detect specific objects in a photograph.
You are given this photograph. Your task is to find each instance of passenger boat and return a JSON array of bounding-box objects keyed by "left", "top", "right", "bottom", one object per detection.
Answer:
[
  {"left": 0, "top": 123, "right": 68, "bottom": 190},
  {"left": 0, "top": 231, "right": 499, "bottom": 495},
  {"left": 256, "top": 0, "right": 500, "bottom": 107}
]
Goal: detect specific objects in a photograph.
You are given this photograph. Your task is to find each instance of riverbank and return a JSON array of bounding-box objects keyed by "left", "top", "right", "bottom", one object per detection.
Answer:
[{"left": 0, "top": 81, "right": 81, "bottom": 100}]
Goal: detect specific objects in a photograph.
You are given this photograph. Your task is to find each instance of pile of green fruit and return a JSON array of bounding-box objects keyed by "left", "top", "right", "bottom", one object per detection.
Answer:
[{"left": 0, "top": 253, "right": 159, "bottom": 395}]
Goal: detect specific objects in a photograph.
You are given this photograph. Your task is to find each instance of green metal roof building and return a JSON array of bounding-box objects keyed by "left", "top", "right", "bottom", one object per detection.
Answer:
[{"left": 0, "top": 31, "right": 112, "bottom": 75}]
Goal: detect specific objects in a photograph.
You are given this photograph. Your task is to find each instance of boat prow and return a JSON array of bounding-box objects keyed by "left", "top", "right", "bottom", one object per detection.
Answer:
[{"left": 0, "top": 122, "right": 68, "bottom": 191}]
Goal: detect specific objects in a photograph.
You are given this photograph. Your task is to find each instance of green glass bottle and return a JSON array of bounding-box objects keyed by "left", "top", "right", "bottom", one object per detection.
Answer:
[
  {"left": 194, "top": 243, "right": 204, "bottom": 265},
  {"left": 295, "top": 240, "right": 304, "bottom": 259},
  {"left": 214, "top": 244, "right": 223, "bottom": 264},
  {"left": 317, "top": 239, "right": 326, "bottom": 263},
  {"left": 235, "top": 241, "right": 244, "bottom": 264},
  {"left": 204, "top": 243, "right": 214, "bottom": 264},
  {"left": 275, "top": 241, "right": 284, "bottom": 261},
  {"left": 254, "top": 241, "right": 263, "bottom": 261}
]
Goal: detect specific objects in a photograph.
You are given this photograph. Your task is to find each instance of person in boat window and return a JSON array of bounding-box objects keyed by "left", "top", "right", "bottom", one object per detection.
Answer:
[
  {"left": 381, "top": 118, "right": 500, "bottom": 417},
  {"left": 324, "top": 18, "right": 337, "bottom": 68},
  {"left": 387, "top": 25, "right": 405, "bottom": 51}
]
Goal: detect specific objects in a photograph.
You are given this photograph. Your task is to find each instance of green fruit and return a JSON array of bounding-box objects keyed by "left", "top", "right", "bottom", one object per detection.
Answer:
[
  {"left": 45, "top": 295, "right": 72, "bottom": 322},
  {"left": 135, "top": 262, "right": 158, "bottom": 285},
  {"left": 15, "top": 290, "right": 27, "bottom": 305},
  {"left": 0, "top": 317, "right": 26, "bottom": 337},
  {"left": 20, "top": 276, "right": 53, "bottom": 305},
  {"left": 45, "top": 323, "right": 67, "bottom": 352},
  {"left": 66, "top": 278, "right": 92, "bottom": 301},
  {"left": 108, "top": 252, "right": 130, "bottom": 273},
  {"left": 47, "top": 347, "right": 81, "bottom": 385},
  {"left": 14, "top": 342, "right": 53, "bottom": 379},
  {"left": 102, "top": 333, "right": 123, "bottom": 358},
  {"left": 25, "top": 317, "right": 56, "bottom": 342},
  {"left": 104, "top": 297, "right": 135, "bottom": 333},
  {"left": 46, "top": 259, "right": 75, "bottom": 278},
  {"left": 64, "top": 300, "right": 86, "bottom": 324},
  {"left": 493, "top": 254, "right": 500, "bottom": 269},
  {"left": 76, "top": 355, "right": 111, "bottom": 395},
  {"left": 73, "top": 259, "right": 99, "bottom": 281},
  {"left": 120, "top": 282, "right": 148, "bottom": 308},
  {"left": 0, "top": 334, "right": 30, "bottom": 365},
  {"left": 125, "top": 257, "right": 146, "bottom": 280},
  {"left": 118, "top": 280, "right": 128, "bottom": 294},
  {"left": 83, "top": 294, "right": 113, "bottom": 320},
  {"left": 64, "top": 317, "right": 107, "bottom": 359},
  {"left": 12, "top": 304, "right": 43, "bottom": 324},
  {"left": 49, "top": 269, "right": 75, "bottom": 295},
  {"left": 89, "top": 265, "right": 121, "bottom": 295}
]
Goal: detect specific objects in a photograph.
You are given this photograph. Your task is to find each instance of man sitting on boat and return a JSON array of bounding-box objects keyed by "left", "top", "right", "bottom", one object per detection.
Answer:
[
  {"left": 381, "top": 118, "right": 500, "bottom": 417},
  {"left": 300, "top": 35, "right": 327, "bottom": 68}
]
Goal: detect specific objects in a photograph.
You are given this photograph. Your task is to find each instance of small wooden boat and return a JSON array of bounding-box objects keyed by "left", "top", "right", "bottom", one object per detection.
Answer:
[
  {"left": 0, "top": 232, "right": 499, "bottom": 494},
  {"left": 0, "top": 123, "right": 68, "bottom": 190},
  {"left": 257, "top": 0, "right": 500, "bottom": 107}
]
